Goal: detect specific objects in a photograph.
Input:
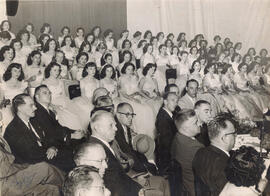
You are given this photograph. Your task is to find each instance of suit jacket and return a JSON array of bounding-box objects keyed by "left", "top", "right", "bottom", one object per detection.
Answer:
[
  {"left": 4, "top": 115, "right": 47, "bottom": 164},
  {"left": 171, "top": 132, "right": 204, "bottom": 196},
  {"left": 4, "top": 115, "right": 75, "bottom": 172},
  {"left": 114, "top": 117, "right": 157, "bottom": 174},
  {"left": 31, "top": 102, "right": 73, "bottom": 148},
  {"left": 155, "top": 107, "right": 178, "bottom": 174},
  {"left": 192, "top": 145, "right": 229, "bottom": 196},
  {"left": 88, "top": 136, "right": 142, "bottom": 196},
  {"left": 195, "top": 123, "right": 210, "bottom": 147},
  {"left": 178, "top": 94, "right": 196, "bottom": 110}
]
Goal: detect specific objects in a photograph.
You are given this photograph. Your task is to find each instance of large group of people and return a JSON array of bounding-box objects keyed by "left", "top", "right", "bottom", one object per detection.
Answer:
[{"left": 1, "top": 19, "right": 270, "bottom": 196}]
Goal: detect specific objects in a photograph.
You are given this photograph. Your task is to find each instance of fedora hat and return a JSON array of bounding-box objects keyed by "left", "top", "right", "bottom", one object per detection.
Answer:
[{"left": 132, "top": 134, "right": 155, "bottom": 159}]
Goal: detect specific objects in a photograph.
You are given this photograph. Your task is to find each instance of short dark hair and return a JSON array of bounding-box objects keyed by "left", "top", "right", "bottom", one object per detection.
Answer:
[
  {"left": 33, "top": 84, "right": 48, "bottom": 103},
  {"left": 12, "top": 93, "right": 30, "bottom": 115},
  {"left": 143, "top": 30, "right": 152, "bottom": 39},
  {"left": 3, "top": 63, "right": 24, "bottom": 81},
  {"left": 121, "top": 62, "right": 135, "bottom": 74},
  {"left": 78, "top": 41, "right": 91, "bottom": 54},
  {"left": 0, "top": 45, "right": 14, "bottom": 61},
  {"left": 174, "top": 109, "right": 196, "bottom": 130},
  {"left": 61, "top": 35, "right": 75, "bottom": 47},
  {"left": 133, "top": 31, "right": 141, "bottom": 38},
  {"left": 142, "top": 63, "right": 156, "bottom": 76},
  {"left": 122, "top": 39, "right": 132, "bottom": 49},
  {"left": 62, "top": 165, "right": 99, "bottom": 196},
  {"left": 225, "top": 146, "right": 265, "bottom": 187},
  {"left": 164, "top": 83, "right": 178, "bottom": 94},
  {"left": 40, "top": 23, "right": 51, "bottom": 33},
  {"left": 10, "top": 38, "right": 22, "bottom": 50},
  {"left": 85, "top": 33, "right": 96, "bottom": 45},
  {"left": 116, "top": 102, "right": 132, "bottom": 112},
  {"left": 60, "top": 26, "right": 70, "bottom": 34},
  {"left": 194, "top": 100, "right": 210, "bottom": 109},
  {"left": 43, "top": 38, "right": 58, "bottom": 53},
  {"left": 44, "top": 62, "right": 61, "bottom": 78},
  {"left": 103, "top": 29, "right": 113, "bottom": 38},
  {"left": 0, "top": 20, "right": 11, "bottom": 31},
  {"left": 0, "top": 31, "right": 11, "bottom": 40},
  {"left": 16, "top": 29, "right": 30, "bottom": 41},
  {"left": 120, "top": 50, "right": 132, "bottom": 64},
  {"left": 163, "top": 91, "right": 177, "bottom": 100},
  {"left": 76, "top": 52, "right": 89, "bottom": 63},
  {"left": 186, "top": 79, "right": 199, "bottom": 87},
  {"left": 207, "top": 112, "right": 238, "bottom": 140},
  {"left": 99, "top": 64, "right": 116, "bottom": 79},
  {"left": 82, "top": 62, "right": 98, "bottom": 78}
]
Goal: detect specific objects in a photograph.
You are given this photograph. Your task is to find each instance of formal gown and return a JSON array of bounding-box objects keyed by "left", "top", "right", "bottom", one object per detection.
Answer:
[
  {"left": 119, "top": 75, "right": 156, "bottom": 138},
  {"left": 155, "top": 54, "right": 169, "bottom": 93},
  {"left": 100, "top": 79, "right": 118, "bottom": 99},
  {"left": 25, "top": 66, "right": 45, "bottom": 97}
]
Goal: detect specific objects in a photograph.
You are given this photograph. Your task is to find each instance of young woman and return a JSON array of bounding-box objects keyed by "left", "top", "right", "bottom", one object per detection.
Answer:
[
  {"left": 169, "top": 46, "right": 180, "bottom": 70},
  {"left": 118, "top": 50, "right": 133, "bottom": 74},
  {"left": 188, "top": 46, "right": 199, "bottom": 67},
  {"left": 52, "top": 50, "right": 71, "bottom": 80},
  {"left": 70, "top": 52, "right": 88, "bottom": 81},
  {"left": 24, "top": 23, "right": 37, "bottom": 46},
  {"left": 140, "top": 43, "right": 155, "bottom": 68},
  {"left": 0, "top": 20, "right": 15, "bottom": 39},
  {"left": 118, "top": 62, "right": 156, "bottom": 138},
  {"left": 74, "top": 27, "right": 85, "bottom": 48},
  {"left": 0, "top": 46, "right": 14, "bottom": 81},
  {"left": 176, "top": 32, "right": 186, "bottom": 46},
  {"left": 58, "top": 26, "right": 71, "bottom": 47},
  {"left": 10, "top": 39, "right": 27, "bottom": 68},
  {"left": 143, "top": 30, "right": 152, "bottom": 44},
  {"left": 117, "top": 30, "right": 129, "bottom": 50},
  {"left": 165, "top": 39, "right": 173, "bottom": 56},
  {"left": 16, "top": 29, "right": 32, "bottom": 57},
  {"left": 60, "top": 35, "right": 76, "bottom": 63},
  {"left": 189, "top": 60, "right": 203, "bottom": 90},
  {"left": 41, "top": 38, "right": 58, "bottom": 66},
  {"left": 131, "top": 31, "right": 142, "bottom": 51},
  {"left": 78, "top": 41, "right": 94, "bottom": 63},
  {"left": 24, "top": 50, "right": 44, "bottom": 96},
  {"left": 99, "top": 64, "right": 118, "bottom": 99},
  {"left": 178, "top": 40, "right": 189, "bottom": 53},
  {"left": 38, "top": 33, "right": 50, "bottom": 51},
  {"left": 134, "top": 39, "right": 146, "bottom": 69},
  {"left": 40, "top": 23, "right": 53, "bottom": 38},
  {"left": 94, "top": 42, "right": 107, "bottom": 69},
  {"left": 91, "top": 26, "right": 102, "bottom": 45},
  {"left": 156, "top": 32, "right": 165, "bottom": 47}
]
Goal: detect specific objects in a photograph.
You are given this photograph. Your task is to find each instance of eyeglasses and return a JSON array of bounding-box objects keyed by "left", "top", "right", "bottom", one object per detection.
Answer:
[
  {"left": 224, "top": 131, "right": 238, "bottom": 136},
  {"left": 118, "top": 112, "right": 136, "bottom": 118}
]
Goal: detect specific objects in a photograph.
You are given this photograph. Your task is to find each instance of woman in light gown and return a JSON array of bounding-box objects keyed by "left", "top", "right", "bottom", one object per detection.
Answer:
[
  {"left": 117, "top": 50, "right": 135, "bottom": 75},
  {"left": 134, "top": 39, "right": 147, "bottom": 69},
  {"left": 119, "top": 39, "right": 134, "bottom": 66},
  {"left": 41, "top": 38, "right": 58, "bottom": 66},
  {"left": 247, "top": 47, "right": 256, "bottom": 62},
  {"left": 165, "top": 39, "right": 173, "bottom": 57},
  {"left": 117, "top": 30, "right": 129, "bottom": 50},
  {"left": 140, "top": 43, "right": 155, "bottom": 69},
  {"left": 52, "top": 50, "right": 72, "bottom": 80},
  {"left": 221, "top": 64, "right": 263, "bottom": 120},
  {"left": 0, "top": 46, "right": 14, "bottom": 82},
  {"left": 24, "top": 50, "right": 44, "bottom": 97},
  {"left": 74, "top": 27, "right": 85, "bottom": 49},
  {"left": 131, "top": 31, "right": 142, "bottom": 52},
  {"left": 78, "top": 41, "right": 95, "bottom": 63},
  {"left": 231, "top": 53, "right": 242, "bottom": 73},
  {"left": 247, "top": 62, "right": 270, "bottom": 108},
  {"left": 10, "top": 39, "right": 27, "bottom": 70},
  {"left": 17, "top": 29, "right": 33, "bottom": 57},
  {"left": 143, "top": 30, "right": 152, "bottom": 44},
  {"left": 60, "top": 35, "right": 77, "bottom": 63},
  {"left": 93, "top": 42, "right": 107, "bottom": 69},
  {"left": 138, "top": 63, "right": 163, "bottom": 114},
  {"left": 42, "top": 62, "right": 85, "bottom": 130},
  {"left": 169, "top": 46, "right": 181, "bottom": 70},
  {"left": 70, "top": 52, "right": 88, "bottom": 81},
  {"left": 150, "top": 36, "right": 159, "bottom": 59},
  {"left": 178, "top": 40, "right": 189, "bottom": 53},
  {"left": 24, "top": 23, "right": 38, "bottom": 47},
  {"left": 176, "top": 32, "right": 186, "bottom": 47},
  {"left": 264, "top": 65, "right": 270, "bottom": 86},
  {"left": 91, "top": 26, "right": 102, "bottom": 46},
  {"left": 0, "top": 63, "right": 27, "bottom": 132},
  {"left": 57, "top": 26, "right": 70, "bottom": 47},
  {"left": 118, "top": 62, "right": 156, "bottom": 138},
  {"left": 39, "top": 23, "right": 53, "bottom": 39},
  {"left": 189, "top": 60, "right": 203, "bottom": 90},
  {"left": 38, "top": 33, "right": 50, "bottom": 52},
  {"left": 234, "top": 63, "right": 266, "bottom": 112},
  {"left": 99, "top": 64, "right": 118, "bottom": 99},
  {"left": 188, "top": 46, "right": 199, "bottom": 67},
  {"left": 234, "top": 42, "right": 242, "bottom": 55}
]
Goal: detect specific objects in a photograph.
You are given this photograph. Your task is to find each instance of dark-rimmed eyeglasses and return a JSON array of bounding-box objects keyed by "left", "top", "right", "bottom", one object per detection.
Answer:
[{"left": 118, "top": 112, "right": 136, "bottom": 118}]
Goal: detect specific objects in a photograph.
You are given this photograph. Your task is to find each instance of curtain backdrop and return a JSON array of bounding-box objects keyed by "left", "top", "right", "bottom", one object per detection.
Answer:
[
  {"left": 7, "top": 0, "right": 127, "bottom": 40},
  {"left": 127, "top": 0, "right": 270, "bottom": 52}
]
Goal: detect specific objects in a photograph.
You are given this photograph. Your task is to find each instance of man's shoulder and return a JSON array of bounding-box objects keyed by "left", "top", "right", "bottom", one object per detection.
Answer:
[{"left": 195, "top": 145, "right": 229, "bottom": 161}]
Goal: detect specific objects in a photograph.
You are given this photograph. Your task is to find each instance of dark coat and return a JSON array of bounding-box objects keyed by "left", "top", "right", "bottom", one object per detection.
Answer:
[
  {"left": 88, "top": 136, "right": 142, "bottom": 196},
  {"left": 195, "top": 123, "right": 210, "bottom": 147},
  {"left": 192, "top": 145, "right": 229, "bottom": 196},
  {"left": 155, "top": 107, "right": 178, "bottom": 174}
]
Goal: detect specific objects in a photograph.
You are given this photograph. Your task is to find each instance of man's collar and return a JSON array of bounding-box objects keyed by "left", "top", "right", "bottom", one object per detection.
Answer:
[
  {"left": 163, "top": 107, "right": 173, "bottom": 118},
  {"left": 211, "top": 144, "right": 230, "bottom": 157},
  {"left": 38, "top": 102, "right": 50, "bottom": 112}
]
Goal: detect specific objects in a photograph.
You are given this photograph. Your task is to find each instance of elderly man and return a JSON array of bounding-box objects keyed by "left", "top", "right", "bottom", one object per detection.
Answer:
[
  {"left": 88, "top": 111, "right": 142, "bottom": 196},
  {"left": 171, "top": 109, "right": 204, "bottom": 196},
  {"left": 155, "top": 92, "right": 178, "bottom": 175},
  {"left": 194, "top": 100, "right": 212, "bottom": 146},
  {"left": 192, "top": 113, "right": 237, "bottom": 196},
  {"left": 0, "top": 135, "right": 64, "bottom": 196},
  {"left": 62, "top": 165, "right": 110, "bottom": 196},
  {"left": 4, "top": 93, "right": 75, "bottom": 172}
]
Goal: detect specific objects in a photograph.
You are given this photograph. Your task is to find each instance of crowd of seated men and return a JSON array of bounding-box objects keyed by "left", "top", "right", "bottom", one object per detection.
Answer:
[{"left": 1, "top": 19, "right": 270, "bottom": 196}]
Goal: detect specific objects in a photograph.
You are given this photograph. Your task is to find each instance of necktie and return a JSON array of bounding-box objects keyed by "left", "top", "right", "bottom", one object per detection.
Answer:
[{"left": 28, "top": 122, "right": 43, "bottom": 146}]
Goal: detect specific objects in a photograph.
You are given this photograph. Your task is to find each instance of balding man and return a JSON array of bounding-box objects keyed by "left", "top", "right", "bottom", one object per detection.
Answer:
[
  {"left": 193, "top": 113, "right": 237, "bottom": 196},
  {"left": 88, "top": 111, "right": 142, "bottom": 196},
  {"left": 171, "top": 109, "right": 204, "bottom": 196}
]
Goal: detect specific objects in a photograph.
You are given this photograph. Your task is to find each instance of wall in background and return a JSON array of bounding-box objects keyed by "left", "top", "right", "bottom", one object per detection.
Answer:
[
  {"left": 127, "top": 0, "right": 270, "bottom": 53},
  {"left": 7, "top": 0, "right": 127, "bottom": 40},
  {"left": 0, "top": 0, "right": 7, "bottom": 22}
]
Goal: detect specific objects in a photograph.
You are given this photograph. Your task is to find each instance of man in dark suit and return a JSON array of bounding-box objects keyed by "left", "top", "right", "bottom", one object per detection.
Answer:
[
  {"left": 194, "top": 100, "right": 213, "bottom": 147},
  {"left": 171, "top": 109, "right": 204, "bottom": 196},
  {"left": 155, "top": 92, "right": 178, "bottom": 175},
  {"left": 115, "top": 102, "right": 157, "bottom": 174},
  {"left": 4, "top": 93, "right": 75, "bottom": 172},
  {"left": 193, "top": 113, "right": 237, "bottom": 196},
  {"left": 88, "top": 110, "right": 142, "bottom": 196},
  {"left": 32, "top": 85, "right": 85, "bottom": 149}
]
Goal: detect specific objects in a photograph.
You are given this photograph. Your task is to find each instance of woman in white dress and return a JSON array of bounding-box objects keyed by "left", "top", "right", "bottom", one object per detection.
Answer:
[
  {"left": 70, "top": 52, "right": 88, "bottom": 81},
  {"left": 134, "top": 40, "right": 147, "bottom": 69},
  {"left": 178, "top": 40, "right": 189, "bottom": 53},
  {"left": 10, "top": 39, "right": 27, "bottom": 69},
  {"left": 24, "top": 23, "right": 38, "bottom": 47},
  {"left": 41, "top": 38, "right": 58, "bottom": 67},
  {"left": 150, "top": 36, "right": 159, "bottom": 59},
  {"left": 131, "top": 31, "right": 142, "bottom": 52},
  {"left": 119, "top": 39, "right": 134, "bottom": 66},
  {"left": 53, "top": 50, "right": 72, "bottom": 80},
  {"left": 61, "top": 35, "right": 77, "bottom": 64},
  {"left": 140, "top": 43, "right": 155, "bottom": 69},
  {"left": 117, "top": 50, "right": 133, "bottom": 75},
  {"left": 39, "top": 23, "right": 53, "bottom": 39},
  {"left": 0, "top": 63, "right": 27, "bottom": 131},
  {"left": 91, "top": 26, "right": 102, "bottom": 46},
  {"left": 165, "top": 39, "right": 173, "bottom": 56},
  {"left": 99, "top": 64, "right": 118, "bottom": 99},
  {"left": 24, "top": 50, "right": 44, "bottom": 97},
  {"left": 0, "top": 46, "right": 14, "bottom": 82},
  {"left": 78, "top": 41, "right": 95, "bottom": 63},
  {"left": 117, "top": 30, "right": 129, "bottom": 50},
  {"left": 118, "top": 62, "right": 156, "bottom": 138},
  {"left": 169, "top": 46, "right": 181, "bottom": 70},
  {"left": 231, "top": 53, "right": 242, "bottom": 73},
  {"left": 156, "top": 32, "right": 165, "bottom": 48},
  {"left": 143, "top": 30, "right": 152, "bottom": 44},
  {"left": 16, "top": 29, "right": 32, "bottom": 57},
  {"left": 176, "top": 32, "right": 186, "bottom": 47},
  {"left": 57, "top": 26, "right": 70, "bottom": 47},
  {"left": 42, "top": 62, "right": 85, "bottom": 130},
  {"left": 93, "top": 42, "right": 107, "bottom": 69},
  {"left": 38, "top": 33, "right": 50, "bottom": 52},
  {"left": 0, "top": 20, "right": 15, "bottom": 39},
  {"left": 188, "top": 46, "right": 199, "bottom": 67}
]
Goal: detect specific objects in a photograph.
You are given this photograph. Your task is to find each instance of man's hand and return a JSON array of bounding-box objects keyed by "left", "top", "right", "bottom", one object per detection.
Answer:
[
  {"left": 46, "top": 146, "right": 58, "bottom": 160},
  {"left": 71, "top": 130, "right": 85, "bottom": 139}
]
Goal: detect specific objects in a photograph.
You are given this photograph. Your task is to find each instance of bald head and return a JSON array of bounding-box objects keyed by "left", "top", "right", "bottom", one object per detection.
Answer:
[{"left": 116, "top": 102, "right": 135, "bottom": 127}]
